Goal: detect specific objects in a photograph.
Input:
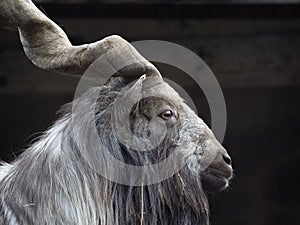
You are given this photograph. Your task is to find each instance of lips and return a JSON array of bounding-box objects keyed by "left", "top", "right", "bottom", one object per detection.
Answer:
[
  {"left": 201, "top": 166, "right": 233, "bottom": 192},
  {"left": 205, "top": 166, "right": 232, "bottom": 180}
]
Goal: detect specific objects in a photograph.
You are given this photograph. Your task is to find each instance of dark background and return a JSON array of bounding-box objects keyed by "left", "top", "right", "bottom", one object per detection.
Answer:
[{"left": 1, "top": 0, "right": 300, "bottom": 224}]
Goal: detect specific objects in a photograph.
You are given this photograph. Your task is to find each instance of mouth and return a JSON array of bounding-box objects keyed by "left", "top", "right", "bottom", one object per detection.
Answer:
[{"left": 201, "top": 166, "right": 233, "bottom": 193}]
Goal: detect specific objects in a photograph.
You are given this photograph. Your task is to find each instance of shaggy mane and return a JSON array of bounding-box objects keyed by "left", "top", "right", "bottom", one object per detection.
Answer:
[{"left": 0, "top": 78, "right": 209, "bottom": 225}]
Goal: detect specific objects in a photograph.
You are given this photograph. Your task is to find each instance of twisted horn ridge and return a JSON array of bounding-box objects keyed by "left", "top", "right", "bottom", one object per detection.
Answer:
[{"left": 0, "top": 0, "right": 160, "bottom": 77}]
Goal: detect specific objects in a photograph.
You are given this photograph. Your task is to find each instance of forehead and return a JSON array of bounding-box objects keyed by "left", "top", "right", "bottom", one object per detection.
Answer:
[
  {"left": 139, "top": 96, "right": 178, "bottom": 110},
  {"left": 140, "top": 77, "right": 184, "bottom": 106},
  {"left": 119, "top": 75, "right": 186, "bottom": 114}
]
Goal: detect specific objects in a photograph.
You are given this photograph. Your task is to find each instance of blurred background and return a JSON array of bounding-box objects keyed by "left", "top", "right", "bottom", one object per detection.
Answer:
[{"left": 0, "top": 0, "right": 300, "bottom": 224}]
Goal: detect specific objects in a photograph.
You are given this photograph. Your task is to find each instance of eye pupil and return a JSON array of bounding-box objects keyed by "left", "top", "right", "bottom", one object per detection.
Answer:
[{"left": 161, "top": 110, "right": 173, "bottom": 119}]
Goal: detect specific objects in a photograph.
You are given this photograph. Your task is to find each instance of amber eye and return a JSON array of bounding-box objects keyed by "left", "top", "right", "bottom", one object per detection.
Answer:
[{"left": 160, "top": 110, "right": 173, "bottom": 120}]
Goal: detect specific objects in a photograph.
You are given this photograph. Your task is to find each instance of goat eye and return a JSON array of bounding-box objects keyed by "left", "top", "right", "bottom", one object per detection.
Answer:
[{"left": 160, "top": 110, "right": 173, "bottom": 120}]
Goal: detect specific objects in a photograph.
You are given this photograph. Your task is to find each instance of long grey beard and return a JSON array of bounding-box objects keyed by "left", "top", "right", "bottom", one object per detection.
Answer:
[{"left": 0, "top": 78, "right": 209, "bottom": 225}]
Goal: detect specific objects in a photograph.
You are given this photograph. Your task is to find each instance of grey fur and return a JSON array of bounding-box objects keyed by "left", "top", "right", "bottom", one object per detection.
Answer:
[
  {"left": 0, "top": 76, "right": 232, "bottom": 225},
  {"left": 0, "top": 1, "right": 232, "bottom": 224}
]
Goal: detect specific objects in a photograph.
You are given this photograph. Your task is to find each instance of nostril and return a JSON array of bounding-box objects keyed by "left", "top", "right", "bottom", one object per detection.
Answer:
[{"left": 223, "top": 154, "right": 232, "bottom": 166}]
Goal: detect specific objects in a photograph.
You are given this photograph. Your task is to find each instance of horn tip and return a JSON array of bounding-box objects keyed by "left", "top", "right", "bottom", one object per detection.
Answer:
[{"left": 140, "top": 74, "right": 146, "bottom": 81}]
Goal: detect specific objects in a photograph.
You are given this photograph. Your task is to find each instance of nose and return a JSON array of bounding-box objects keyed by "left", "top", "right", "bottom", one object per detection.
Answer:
[{"left": 223, "top": 154, "right": 232, "bottom": 166}]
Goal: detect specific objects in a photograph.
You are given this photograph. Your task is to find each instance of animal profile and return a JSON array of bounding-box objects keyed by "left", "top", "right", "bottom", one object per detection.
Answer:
[{"left": 0, "top": 1, "right": 233, "bottom": 225}]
